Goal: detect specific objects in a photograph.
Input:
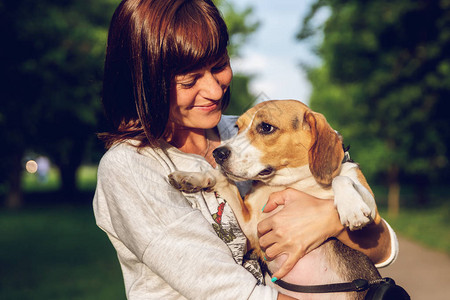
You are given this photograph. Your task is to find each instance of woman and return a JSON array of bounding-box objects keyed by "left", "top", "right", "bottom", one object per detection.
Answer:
[{"left": 94, "top": 0, "right": 398, "bottom": 299}]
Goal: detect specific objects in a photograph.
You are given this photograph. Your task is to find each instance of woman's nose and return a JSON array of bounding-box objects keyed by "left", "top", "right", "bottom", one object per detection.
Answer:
[{"left": 199, "top": 72, "right": 226, "bottom": 100}]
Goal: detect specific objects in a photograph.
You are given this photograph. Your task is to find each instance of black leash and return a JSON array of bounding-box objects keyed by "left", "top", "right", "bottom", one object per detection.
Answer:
[
  {"left": 265, "top": 267, "right": 410, "bottom": 299},
  {"left": 275, "top": 277, "right": 373, "bottom": 293},
  {"left": 266, "top": 268, "right": 375, "bottom": 293}
]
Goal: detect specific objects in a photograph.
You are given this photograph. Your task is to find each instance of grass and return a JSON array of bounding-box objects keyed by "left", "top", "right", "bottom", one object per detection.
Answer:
[
  {"left": 76, "top": 166, "right": 98, "bottom": 191},
  {"left": 380, "top": 204, "right": 450, "bottom": 254},
  {"left": 372, "top": 184, "right": 450, "bottom": 254},
  {"left": 0, "top": 204, "right": 125, "bottom": 300},
  {"left": 22, "top": 166, "right": 98, "bottom": 192},
  {"left": 22, "top": 168, "right": 61, "bottom": 192}
]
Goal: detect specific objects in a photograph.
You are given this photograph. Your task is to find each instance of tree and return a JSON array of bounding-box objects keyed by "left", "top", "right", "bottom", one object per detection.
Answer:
[
  {"left": 215, "top": 0, "right": 260, "bottom": 115},
  {"left": 0, "top": 0, "right": 259, "bottom": 207},
  {"left": 0, "top": 0, "right": 118, "bottom": 207},
  {"left": 298, "top": 0, "right": 450, "bottom": 214}
]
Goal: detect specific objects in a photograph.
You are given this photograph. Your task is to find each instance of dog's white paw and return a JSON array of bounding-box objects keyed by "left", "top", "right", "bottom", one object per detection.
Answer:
[
  {"left": 336, "top": 199, "right": 373, "bottom": 231},
  {"left": 168, "top": 171, "right": 216, "bottom": 193},
  {"left": 332, "top": 176, "right": 374, "bottom": 231}
]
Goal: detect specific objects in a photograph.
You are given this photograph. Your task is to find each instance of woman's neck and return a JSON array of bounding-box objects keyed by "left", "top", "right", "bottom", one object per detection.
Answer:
[
  {"left": 170, "top": 128, "right": 208, "bottom": 154},
  {"left": 167, "top": 127, "right": 220, "bottom": 167}
]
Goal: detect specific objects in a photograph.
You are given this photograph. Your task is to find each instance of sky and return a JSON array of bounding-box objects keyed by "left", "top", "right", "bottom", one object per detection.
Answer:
[{"left": 228, "top": 0, "right": 324, "bottom": 105}]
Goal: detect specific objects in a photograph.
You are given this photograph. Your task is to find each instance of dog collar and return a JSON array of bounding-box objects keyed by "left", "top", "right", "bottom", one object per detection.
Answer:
[{"left": 342, "top": 144, "right": 353, "bottom": 164}]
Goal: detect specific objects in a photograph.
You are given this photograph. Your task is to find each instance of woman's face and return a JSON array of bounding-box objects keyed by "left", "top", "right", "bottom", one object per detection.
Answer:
[{"left": 169, "top": 56, "right": 232, "bottom": 130}]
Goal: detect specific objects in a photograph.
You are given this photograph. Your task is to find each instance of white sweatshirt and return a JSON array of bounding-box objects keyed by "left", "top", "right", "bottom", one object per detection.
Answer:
[{"left": 93, "top": 116, "right": 278, "bottom": 300}]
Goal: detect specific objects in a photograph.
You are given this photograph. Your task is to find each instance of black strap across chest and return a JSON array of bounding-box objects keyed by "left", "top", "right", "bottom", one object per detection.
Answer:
[
  {"left": 265, "top": 268, "right": 377, "bottom": 293},
  {"left": 269, "top": 274, "right": 410, "bottom": 299},
  {"left": 275, "top": 277, "right": 372, "bottom": 293},
  {"left": 265, "top": 265, "right": 405, "bottom": 295}
]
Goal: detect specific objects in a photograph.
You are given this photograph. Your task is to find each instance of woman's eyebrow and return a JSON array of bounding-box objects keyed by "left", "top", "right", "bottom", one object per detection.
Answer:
[{"left": 176, "top": 72, "right": 202, "bottom": 82}]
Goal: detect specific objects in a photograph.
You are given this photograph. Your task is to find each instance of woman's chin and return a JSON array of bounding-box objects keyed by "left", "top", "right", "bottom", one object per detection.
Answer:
[{"left": 197, "top": 110, "right": 223, "bottom": 128}]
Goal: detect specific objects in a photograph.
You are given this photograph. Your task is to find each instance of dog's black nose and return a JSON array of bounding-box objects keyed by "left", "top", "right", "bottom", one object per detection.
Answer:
[{"left": 213, "top": 147, "right": 231, "bottom": 164}]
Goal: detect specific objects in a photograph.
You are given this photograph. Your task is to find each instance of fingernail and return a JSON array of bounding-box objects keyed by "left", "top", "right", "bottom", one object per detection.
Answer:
[
  {"left": 271, "top": 277, "right": 278, "bottom": 283},
  {"left": 261, "top": 203, "right": 266, "bottom": 212}
]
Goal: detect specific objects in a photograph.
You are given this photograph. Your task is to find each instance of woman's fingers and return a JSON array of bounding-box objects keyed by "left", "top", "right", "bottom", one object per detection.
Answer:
[
  {"left": 263, "top": 241, "right": 282, "bottom": 260},
  {"left": 271, "top": 254, "right": 301, "bottom": 282},
  {"left": 257, "top": 188, "right": 343, "bottom": 280},
  {"left": 262, "top": 190, "right": 288, "bottom": 213},
  {"left": 256, "top": 215, "right": 272, "bottom": 237}
]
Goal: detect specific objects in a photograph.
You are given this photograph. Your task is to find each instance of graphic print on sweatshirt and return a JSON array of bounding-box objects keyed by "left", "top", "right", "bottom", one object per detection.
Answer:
[{"left": 211, "top": 191, "right": 264, "bottom": 284}]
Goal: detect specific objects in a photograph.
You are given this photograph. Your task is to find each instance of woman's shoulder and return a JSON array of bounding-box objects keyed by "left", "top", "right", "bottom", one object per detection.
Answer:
[
  {"left": 99, "top": 141, "right": 139, "bottom": 167},
  {"left": 98, "top": 141, "right": 169, "bottom": 176}
]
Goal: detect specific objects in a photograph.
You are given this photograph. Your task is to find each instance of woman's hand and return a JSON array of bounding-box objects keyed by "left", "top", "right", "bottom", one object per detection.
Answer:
[{"left": 257, "top": 188, "right": 344, "bottom": 281}]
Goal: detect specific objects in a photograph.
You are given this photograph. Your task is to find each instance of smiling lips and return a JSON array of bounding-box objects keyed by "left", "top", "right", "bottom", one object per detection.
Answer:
[{"left": 192, "top": 101, "right": 220, "bottom": 111}]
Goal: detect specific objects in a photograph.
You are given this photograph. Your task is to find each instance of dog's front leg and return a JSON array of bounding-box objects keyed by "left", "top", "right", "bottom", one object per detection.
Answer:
[
  {"left": 168, "top": 169, "right": 235, "bottom": 194},
  {"left": 332, "top": 175, "right": 375, "bottom": 231}
]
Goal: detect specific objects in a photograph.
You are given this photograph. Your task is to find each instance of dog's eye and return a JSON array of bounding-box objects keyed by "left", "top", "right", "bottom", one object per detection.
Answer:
[{"left": 257, "top": 122, "right": 277, "bottom": 135}]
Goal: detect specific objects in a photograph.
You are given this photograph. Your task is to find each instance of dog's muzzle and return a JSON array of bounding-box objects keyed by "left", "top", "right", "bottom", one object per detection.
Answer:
[{"left": 213, "top": 146, "right": 231, "bottom": 165}]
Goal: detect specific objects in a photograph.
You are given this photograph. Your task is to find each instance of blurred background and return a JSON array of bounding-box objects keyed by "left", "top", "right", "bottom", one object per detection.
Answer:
[{"left": 1, "top": 0, "right": 449, "bottom": 299}]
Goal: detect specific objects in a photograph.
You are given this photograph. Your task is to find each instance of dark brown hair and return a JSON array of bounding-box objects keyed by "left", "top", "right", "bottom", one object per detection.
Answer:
[{"left": 100, "top": 0, "right": 230, "bottom": 148}]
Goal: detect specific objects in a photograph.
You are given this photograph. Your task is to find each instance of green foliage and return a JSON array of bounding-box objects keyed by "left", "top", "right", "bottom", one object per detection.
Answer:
[
  {"left": 1, "top": 0, "right": 259, "bottom": 205},
  {"left": 22, "top": 168, "right": 61, "bottom": 192},
  {"left": 76, "top": 165, "right": 99, "bottom": 191},
  {"left": 0, "top": 0, "right": 119, "bottom": 202},
  {"left": 215, "top": 0, "right": 260, "bottom": 58},
  {"left": 215, "top": 0, "right": 260, "bottom": 115},
  {"left": 0, "top": 205, "right": 124, "bottom": 300},
  {"left": 22, "top": 165, "right": 97, "bottom": 193},
  {"left": 381, "top": 203, "right": 450, "bottom": 254},
  {"left": 226, "top": 74, "right": 257, "bottom": 115},
  {"left": 299, "top": 0, "right": 450, "bottom": 190}
]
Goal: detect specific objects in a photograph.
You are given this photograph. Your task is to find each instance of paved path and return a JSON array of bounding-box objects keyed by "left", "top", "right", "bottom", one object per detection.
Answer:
[{"left": 379, "top": 236, "right": 450, "bottom": 300}]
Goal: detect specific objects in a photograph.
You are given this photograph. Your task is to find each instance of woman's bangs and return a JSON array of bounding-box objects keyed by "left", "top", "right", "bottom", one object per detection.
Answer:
[{"left": 170, "top": 3, "right": 228, "bottom": 74}]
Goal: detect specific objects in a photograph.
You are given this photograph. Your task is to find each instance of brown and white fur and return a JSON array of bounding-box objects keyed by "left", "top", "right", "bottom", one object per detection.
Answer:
[{"left": 169, "top": 100, "right": 381, "bottom": 299}]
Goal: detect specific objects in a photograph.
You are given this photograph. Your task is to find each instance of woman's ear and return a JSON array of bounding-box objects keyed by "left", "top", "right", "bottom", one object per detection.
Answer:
[{"left": 304, "top": 111, "right": 345, "bottom": 186}]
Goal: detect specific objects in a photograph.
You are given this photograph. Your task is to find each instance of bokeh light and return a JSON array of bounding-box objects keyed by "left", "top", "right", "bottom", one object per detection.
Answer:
[{"left": 25, "top": 160, "right": 38, "bottom": 174}]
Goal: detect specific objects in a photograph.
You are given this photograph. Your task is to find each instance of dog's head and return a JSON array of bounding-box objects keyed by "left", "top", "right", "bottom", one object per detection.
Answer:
[{"left": 213, "top": 100, "right": 345, "bottom": 186}]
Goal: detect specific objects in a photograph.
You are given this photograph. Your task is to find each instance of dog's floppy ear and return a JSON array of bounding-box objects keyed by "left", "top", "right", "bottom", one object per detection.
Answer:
[{"left": 304, "top": 110, "right": 345, "bottom": 186}]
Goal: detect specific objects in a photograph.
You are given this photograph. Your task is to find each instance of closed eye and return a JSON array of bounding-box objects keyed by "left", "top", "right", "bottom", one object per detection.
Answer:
[
  {"left": 178, "top": 77, "right": 199, "bottom": 89},
  {"left": 211, "top": 62, "right": 229, "bottom": 73},
  {"left": 257, "top": 122, "right": 277, "bottom": 135},
  {"left": 180, "top": 81, "right": 196, "bottom": 88},
  {"left": 175, "top": 73, "right": 200, "bottom": 89},
  {"left": 211, "top": 56, "right": 230, "bottom": 73}
]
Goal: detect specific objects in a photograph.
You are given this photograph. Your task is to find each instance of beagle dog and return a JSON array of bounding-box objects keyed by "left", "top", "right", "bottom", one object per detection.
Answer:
[{"left": 169, "top": 100, "right": 382, "bottom": 299}]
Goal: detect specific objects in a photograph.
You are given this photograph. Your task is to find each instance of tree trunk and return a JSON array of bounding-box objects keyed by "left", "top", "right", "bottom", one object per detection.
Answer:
[
  {"left": 5, "top": 152, "right": 24, "bottom": 209},
  {"left": 56, "top": 139, "right": 85, "bottom": 201},
  {"left": 387, "top": 164, "right": 400, "bottom": 217},
  {"left": 413, "top": 175, "right": 429, "bottom": 206},
  {"left": 59, "top": 162, "right": 79, "bottom": 197}
]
